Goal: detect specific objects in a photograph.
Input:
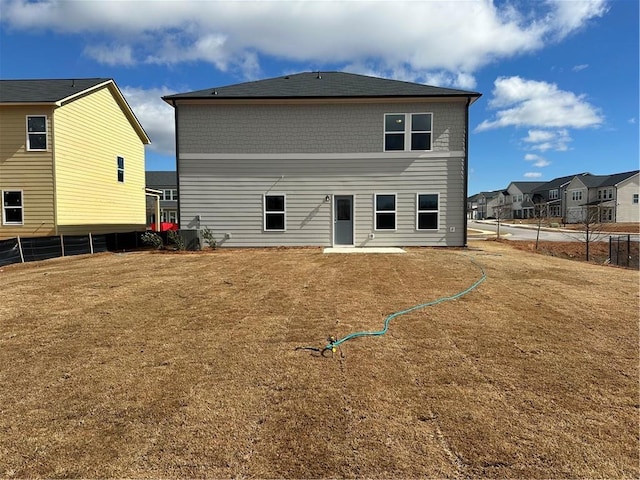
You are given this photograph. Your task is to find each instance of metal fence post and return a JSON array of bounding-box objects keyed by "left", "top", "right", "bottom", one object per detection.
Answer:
[
  {"left": 60, "top": 235, "right": 65, "bottom": 257},
  {"left": 89, "top": 232, "right": 94, "bottom": 254},
  {"left": 16, "top": 236, "right": 24, "bottom": 263}
]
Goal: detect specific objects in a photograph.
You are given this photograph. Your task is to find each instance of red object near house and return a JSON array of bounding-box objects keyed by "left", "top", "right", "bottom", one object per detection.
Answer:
[{"left": 149, "top": 222, "right": 179, "bottom": 232}]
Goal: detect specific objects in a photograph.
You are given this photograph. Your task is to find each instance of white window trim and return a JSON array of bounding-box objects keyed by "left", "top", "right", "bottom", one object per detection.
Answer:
[
  {"left": 374, "top": 193, "right": 397, "bottom": 231},
  {"left": 416, "top": 192, "right": 440, "bottom": 231},
  {"left": 549, "top": 189, "right": 559, "bottom": 200},
  {"left": 383, "top": 113, "right": 433, "bottom": 152},
  {"left": 263, "top": 193, "right": 286, "bottom": 232},
  {"left": 2, "top": 189, "right": 24, "bottom": 225},
  {"left": 26, "top": 115, "right": 47, "bottom": 151},
  {"left": 117, "top": 156, "right": 125, "bottom": 183},
  {"left": 162, "top": 189, "right": 177, "bottom": 201}
]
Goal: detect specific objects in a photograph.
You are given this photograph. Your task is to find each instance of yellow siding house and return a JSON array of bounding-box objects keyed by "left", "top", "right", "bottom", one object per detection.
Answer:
[{"left": 0, "top": 78, "right": 150, "bottom": 239}]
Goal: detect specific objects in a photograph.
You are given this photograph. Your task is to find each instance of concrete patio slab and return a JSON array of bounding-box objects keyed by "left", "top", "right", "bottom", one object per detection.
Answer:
[{"left": 323, "top": 247, "right": 406, "bottom": 254}]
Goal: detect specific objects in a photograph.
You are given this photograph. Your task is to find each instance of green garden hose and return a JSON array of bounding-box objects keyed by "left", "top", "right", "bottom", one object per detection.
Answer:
[{"left": 323, "top": 258, "right": 486, "bottom": 353}]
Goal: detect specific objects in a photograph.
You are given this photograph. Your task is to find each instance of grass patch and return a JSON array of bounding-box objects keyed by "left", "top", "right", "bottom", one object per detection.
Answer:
[{"left": 1, "top": 241, "right": 638, "bottom": 478}]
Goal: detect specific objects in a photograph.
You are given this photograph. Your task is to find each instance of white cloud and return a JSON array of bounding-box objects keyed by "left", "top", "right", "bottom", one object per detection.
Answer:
[
  {"left": 547, "top": 0, "right": 609, "bottom": 39},
  {"left": 629, "top": 118, "right": 637, "bottom": 124},
  {"left": 524, "top": 172, "right": 543, "bottom": 178},
  {"left": 84, "top": 44, "right": 135, "bottom": 66},
  {"left": 0, "top": 0, "right": 609, "bottom": 85},
  {"left": 524, "top": 154, "right": 551, "bottom": 168},
  {"left": 121, "top": 86, "right": 176, "bottom": 156},
  {"left": 523, "top": 129, "right": 572, "bottom": 152},
  {"left": 572, "top": 64, "right": 589, "bottom": 72},
  {"left": 476, "top": 76, "right": 603, "bottom": 131}
]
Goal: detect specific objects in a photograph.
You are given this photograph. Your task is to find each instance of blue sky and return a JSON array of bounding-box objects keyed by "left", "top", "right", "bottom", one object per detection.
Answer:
[{"left": 1, "top": 0, "right": 637, "bottom": 195}]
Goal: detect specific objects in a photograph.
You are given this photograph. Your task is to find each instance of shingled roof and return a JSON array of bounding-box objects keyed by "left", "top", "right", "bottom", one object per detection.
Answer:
[
  {"left": 0, "top": 78, "right": 150, "bottom": 144},
  {"left": 0, "top": 78, "right": 111, "bottom": 103},
  {"left": 163, "top": 71, "right": 482, "bottom": 102}
]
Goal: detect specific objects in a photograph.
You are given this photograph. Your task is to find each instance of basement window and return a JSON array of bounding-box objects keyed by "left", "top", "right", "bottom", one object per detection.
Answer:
[{"left": 264, "top": 194, "right": 286, "bottom": 231}]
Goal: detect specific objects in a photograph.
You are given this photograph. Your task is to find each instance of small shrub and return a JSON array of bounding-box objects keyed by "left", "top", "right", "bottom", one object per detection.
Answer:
[
  {"left": 201, "top": 227, "right": 217, "bottom": 249},
  {"left": 167, "top": 230, "right": 186, "bottom": 251},
  {"left": 141, "top": 231, "right": 163, "bottom": 250}
]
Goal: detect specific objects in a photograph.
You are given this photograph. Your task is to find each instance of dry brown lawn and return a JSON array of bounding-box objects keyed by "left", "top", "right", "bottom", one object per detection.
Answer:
[{"left": 1, "top": 241, "right": 638, "bottom": 479}]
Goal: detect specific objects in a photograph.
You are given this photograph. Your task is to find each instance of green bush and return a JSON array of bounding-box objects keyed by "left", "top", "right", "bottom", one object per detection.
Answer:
[
  {"left": 141, "top": 231, "right": 163, "bottom": 249},
  {"left": 201, "top": 227, "right": 217, "bottom": 249},
  {"left": 167, "top": 230, "right": 186, "bottom": 251}
]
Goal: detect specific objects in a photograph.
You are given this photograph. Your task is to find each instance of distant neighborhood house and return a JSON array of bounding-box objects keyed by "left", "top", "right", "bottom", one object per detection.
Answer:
[
  {"left": 163, "top": 71, "right": 481, "bottom": 247},
  {"left": 468, "top": 170, "right": 639, "bottom": 223},
  {"left": 0, "top": 78, "right": 150, "bottom": 240},
  {"left": 145, "top": 170, "right": 178, "bottom": 228}
]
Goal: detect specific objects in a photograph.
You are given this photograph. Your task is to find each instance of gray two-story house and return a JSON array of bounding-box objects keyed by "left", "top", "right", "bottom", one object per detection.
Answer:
[
  {"left": 163, "top": 72, "right": 481, "bottom": 247},
  {"left": 565, "top": 170, "right": 639, "bottom": 223},
  {"left": 145, "top": 170, "right": 178, "bottom": 226}
]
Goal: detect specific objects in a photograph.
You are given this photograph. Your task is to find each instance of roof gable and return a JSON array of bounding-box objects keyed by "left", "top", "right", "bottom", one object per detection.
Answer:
[
  {"left": 0, "top": 78, "right": 150, "bottom": 144},
  {"left": 508, "top": 181, "right": 546, "bottom": 194},
  {"left": 0, "top": 78, "right": 111, "bottom": 103},
  {"left": 163, "top": 71, "right": 481, "bottom": 102}
]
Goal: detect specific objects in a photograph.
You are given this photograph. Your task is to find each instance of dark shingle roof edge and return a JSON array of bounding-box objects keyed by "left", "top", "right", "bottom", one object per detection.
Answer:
[
  {"left": 0, "top": 78, "right": 112, "bottom": 103},
  {"left": 163, "top": 71, "right": 482, "bottom": 101},
  {"left": 146, "top": 171, "right": 177, "bottom": 187}
]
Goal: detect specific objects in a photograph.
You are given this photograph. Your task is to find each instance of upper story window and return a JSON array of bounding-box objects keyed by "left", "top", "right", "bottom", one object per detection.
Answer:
[
  {"left": 597, "top": 188, "right": 614, "bottom": 200},
  {"left": 117, "top": 156, "right": 125, "bottom": 183},
  {"left": 416, "top": 193, "right": 439, "bottom": 230},
  {"left": 549, "top": 189, "right": 559, "bottom": 200},
  {"left": 571, "top": 190, "right": 583, "bottom": 201},
  {"left": 633, "top": 194, "right": 639, "bottom": 204},
  {"left": 374, "top": 193, "right": 396, "bottom": 230},
  {"left": 2, "top": 190, "right": 23, "bottom": 225},
  {"left": 384, "top": 113, "right": 432, "bottom": 152},
  {"left": 26, "top": 115, "right": 47, "bottom": 151},
  {"left": 264, "top": 194, "right": 286, "bottom": 231},
  {"left": 162, "top": 189, "right": 177, "bottom": 201}
]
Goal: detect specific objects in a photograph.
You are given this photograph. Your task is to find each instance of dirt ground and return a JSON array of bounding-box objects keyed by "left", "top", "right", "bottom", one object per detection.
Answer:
[{"left": 0, "top": 241, "right": 638, "bottom": 479}]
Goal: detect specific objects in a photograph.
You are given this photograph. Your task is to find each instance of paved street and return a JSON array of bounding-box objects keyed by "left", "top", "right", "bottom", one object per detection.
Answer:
[{"left": 469, "top": 220, "right": 639, "bottom": 243}]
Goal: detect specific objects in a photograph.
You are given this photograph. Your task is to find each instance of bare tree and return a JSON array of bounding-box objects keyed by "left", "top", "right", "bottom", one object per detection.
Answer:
[
  {"left": 533, "top": 201, "right": 549, "bottom": 250},
  {"left": 493, "top": 199, "right": 512, "bottom": 240},
  {"left": 566, "top": 204, "right": 608, "bottom": 261}
]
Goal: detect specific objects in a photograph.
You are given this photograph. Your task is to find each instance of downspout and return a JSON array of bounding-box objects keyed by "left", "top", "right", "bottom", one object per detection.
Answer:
[
  {"left": 171, "top": 99, "right": 181, "bottom": 229},
  {"left": 463, "top": 96, "right": 471, "bottom": 247},
  {"left": 51, "top": 108, "right": 58, "bottom": 235}
]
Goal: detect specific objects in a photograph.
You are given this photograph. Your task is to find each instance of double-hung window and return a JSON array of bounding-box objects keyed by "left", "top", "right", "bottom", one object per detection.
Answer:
[
  {"left": 384, "top": 114, "right": 406, "bottom": 151},
  {"left": 633, "top": 194, "right": 639, "bottom": 204},
  {"left": 26, "top": 115, "right": 47, "bottom": 151},
  {"left": 374, "top": 194, "right": 396, "bottom": 230},
  {"left": 117, "top": 156, "right": 125, "bottom": 183},
  {"left": 571, "top": 190, "right": 583, "bottom": 201},
  {"left": 264, "top": 194, "right": 286, "bottom": 231},
  {"left": 416, "top": 193, "right": 439, "bottom": 230},
  {"left": 2, "top": 190, "right": 23, "bottom": 225},
  {"left": 384, "top": 113, "right": 432, "bottom": 151},
  {"left": 162, "top": 189, "right": 177, "bottom": 201},
  {"left": 549, "top": 189, "right": 559, "bottom": 200}
]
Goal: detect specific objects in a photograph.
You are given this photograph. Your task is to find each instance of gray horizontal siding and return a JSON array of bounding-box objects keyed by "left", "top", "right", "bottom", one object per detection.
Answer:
[
  {"left": 177, "top": 101, "right": 466, "bottom": 154},
  {"left": 179, "top": 155, "right": 465, "bottom": 247}
]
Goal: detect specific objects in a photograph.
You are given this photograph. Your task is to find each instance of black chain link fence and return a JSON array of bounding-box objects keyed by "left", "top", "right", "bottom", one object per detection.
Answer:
[
  {"left": 609, "top": 235, "right": 640, "bottom": 269},
  {"left": 0, "top": 230, "right": 200, "bottom": 267}
]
